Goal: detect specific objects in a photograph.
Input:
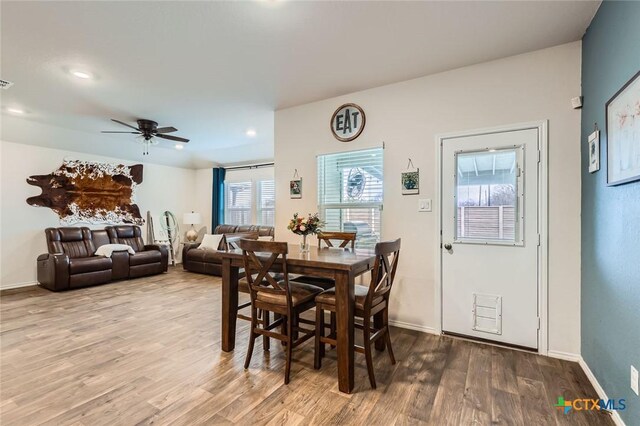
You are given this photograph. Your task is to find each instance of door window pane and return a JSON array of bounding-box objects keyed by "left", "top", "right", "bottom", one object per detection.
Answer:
[{"left": 455, "top": 149, "right": 519, "bottom": 242}]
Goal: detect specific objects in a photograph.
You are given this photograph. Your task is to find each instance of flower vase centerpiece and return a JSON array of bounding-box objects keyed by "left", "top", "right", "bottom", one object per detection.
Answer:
[{"left": 287, "top": 212, "right": 324, "bottom": 253}]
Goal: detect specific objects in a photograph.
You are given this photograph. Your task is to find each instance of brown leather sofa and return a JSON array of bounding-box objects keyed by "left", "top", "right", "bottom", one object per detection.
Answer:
[
  {"left": 37, "top": 225, "right": 168, "bottom": 292},
  {"left": 182, "top": 224, "right": 274, "bottom": 276}
]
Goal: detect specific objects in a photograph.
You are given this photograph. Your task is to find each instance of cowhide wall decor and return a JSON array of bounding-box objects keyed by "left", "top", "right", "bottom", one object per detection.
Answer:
[{"left": 27, "top": 159, "right": 145, "bottom": 225}]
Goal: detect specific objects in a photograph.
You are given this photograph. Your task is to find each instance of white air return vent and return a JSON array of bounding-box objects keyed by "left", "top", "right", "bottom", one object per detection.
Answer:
[
  {"left": 472, "top": 294, "right": 502, "bottom": 335},
  {"left": 0, "top": 79, "right": 14, "bottom": 90}
]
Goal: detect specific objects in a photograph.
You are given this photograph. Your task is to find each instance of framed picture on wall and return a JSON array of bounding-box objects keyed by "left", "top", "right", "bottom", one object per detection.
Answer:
[
  {"left": 588, "top": 130, "right": 600, "bottom": 173},
  {"left": 401, "top": 170, "right": 419, "bottom": 195},
  {"left": 606, "top": 70, "right": 640, "bottom": 185},
  {"left": 290, "top": 179, "right": 302, "bottom": 199}
]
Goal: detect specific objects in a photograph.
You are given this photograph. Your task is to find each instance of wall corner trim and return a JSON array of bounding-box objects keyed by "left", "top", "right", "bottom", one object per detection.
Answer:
[
  {"left": 547, "top": 350, "right": 582, "bottom": 362},
  {"left": 578, "top": 357, "right": 627, "bottom": 426}
]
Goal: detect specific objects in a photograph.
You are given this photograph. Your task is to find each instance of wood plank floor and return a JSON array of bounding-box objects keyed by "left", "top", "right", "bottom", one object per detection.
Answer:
[{"left": 1, "top": 268, "right": 613, "bottom": 425}]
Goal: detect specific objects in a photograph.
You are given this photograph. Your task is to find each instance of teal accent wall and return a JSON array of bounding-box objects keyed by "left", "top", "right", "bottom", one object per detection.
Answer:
[{"left": 581, "top": 2, "right": 640, "bottom": 424}]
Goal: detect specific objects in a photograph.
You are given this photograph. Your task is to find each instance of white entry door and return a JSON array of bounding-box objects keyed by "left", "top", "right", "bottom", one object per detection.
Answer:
[{"left": 441, "top": 128, "right": 540, "bottom": 349}]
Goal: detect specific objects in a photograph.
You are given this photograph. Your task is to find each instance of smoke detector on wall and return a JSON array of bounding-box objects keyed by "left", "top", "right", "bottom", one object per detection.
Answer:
[{"left": 0, "top": 79, "right": 15, "bottom": 90}]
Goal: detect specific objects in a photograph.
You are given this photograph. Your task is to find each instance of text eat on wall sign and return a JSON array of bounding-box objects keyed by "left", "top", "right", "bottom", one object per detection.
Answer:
[{"left": 330, "top": 103, "right": 366, "bottom": 142}]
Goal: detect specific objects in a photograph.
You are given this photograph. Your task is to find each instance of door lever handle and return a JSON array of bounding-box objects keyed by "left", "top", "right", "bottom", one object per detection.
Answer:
[{"left": 444, "top": 243, "right": 452, "bottom": 250}]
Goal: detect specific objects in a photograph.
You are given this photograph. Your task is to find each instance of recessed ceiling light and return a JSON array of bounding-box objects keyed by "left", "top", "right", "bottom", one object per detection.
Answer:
[
  {"left": 71, "top": 70, "right": 92, "bottom": 79},
  {"left": 175, "top": 144, "right": 184, "bottom": 150},
  {"left": 246, "top": 129, "right": 257, "bottom": 137},
  {"left": 7, "top": 107, "right": 24, "bottom": 114}
]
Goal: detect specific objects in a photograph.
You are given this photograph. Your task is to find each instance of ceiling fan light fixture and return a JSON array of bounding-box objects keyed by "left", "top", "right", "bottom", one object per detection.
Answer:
[
  {"left": 246, "top": 129, "right": 257, "bottom": 137},
  {"left": 175, "top": 144, "right": 184, "bottom": 150}
]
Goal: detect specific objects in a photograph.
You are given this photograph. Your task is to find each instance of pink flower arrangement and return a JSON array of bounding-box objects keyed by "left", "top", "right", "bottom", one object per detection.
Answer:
[{"left": 287, "top": 212, "right": 324, "bottom": 236}]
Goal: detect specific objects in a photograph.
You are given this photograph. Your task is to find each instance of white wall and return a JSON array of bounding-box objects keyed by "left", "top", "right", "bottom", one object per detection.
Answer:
[
  {"left": 274, "top": 42, "right": 582, "bottom": 355},
  {"left": 0, "top": 140, "right": 202, "bottom": 289}
]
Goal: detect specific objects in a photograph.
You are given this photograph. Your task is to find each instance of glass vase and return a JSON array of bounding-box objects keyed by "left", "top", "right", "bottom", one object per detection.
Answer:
[{"left": 300, "top": 234, "right": 310, "bottom": 253}]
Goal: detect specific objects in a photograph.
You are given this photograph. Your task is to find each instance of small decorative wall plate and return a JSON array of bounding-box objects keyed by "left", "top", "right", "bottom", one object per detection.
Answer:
[{"left": 330, "top": 103, "right": 366, "bottom": 142}]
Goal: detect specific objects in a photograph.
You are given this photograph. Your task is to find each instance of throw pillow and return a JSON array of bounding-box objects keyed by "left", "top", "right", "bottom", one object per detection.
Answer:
[
  {"left": 198, "top": 234, "right": 224, "bottom": 251},
  {"left": 95, "top": 244, "right": 135, "bottom": 257}
]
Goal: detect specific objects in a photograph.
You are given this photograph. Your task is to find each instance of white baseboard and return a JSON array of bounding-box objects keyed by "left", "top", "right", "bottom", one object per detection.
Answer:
[
  {"left": 0, "top": 281, "right": 38, "bottom": 291},
  {"left": 537, "top": 351, "right": 626, "bottom": 425},
  {"left": 547, "top": 350, "right": 581, "bottom": 362},
  {"left": 578, "top": 357, "right": 626, "bottom": 426},
  {"left": 389, "top": 319, "right": 439, "bottom": 335}
]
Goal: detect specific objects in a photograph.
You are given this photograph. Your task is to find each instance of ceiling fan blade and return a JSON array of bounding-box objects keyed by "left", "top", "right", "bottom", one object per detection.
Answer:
[
  {"left": 101, "top": 131, "right": 142, "bottom": 134},
  {"left": 155, "top": 126, "right": 178, "bottom": 134},
  {"left": 156, "top": 134, "right": 189, "bottom": 143},
  {"left": 110, "top": 119, "right": 140, "bottom": 131}
]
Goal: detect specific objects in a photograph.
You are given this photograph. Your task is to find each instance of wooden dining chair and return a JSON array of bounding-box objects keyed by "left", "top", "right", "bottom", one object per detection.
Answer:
[
  {"left": 238, "top": 239, "right": 324, "bottom": 384},
  {"left": 223, "top": 233, "right": 272, "bottom": 348},
  {"left": 291, "top": 231, "right": 357, "bottom": 290},
  {"left": 317, "top": 231, "right": 357, "bottom": 249},
  {"left": 313, "top": 238, "right": 401, "bottom": 389},
  {"left": 234, "top": 233, "right": 295, "bottom": 351}
]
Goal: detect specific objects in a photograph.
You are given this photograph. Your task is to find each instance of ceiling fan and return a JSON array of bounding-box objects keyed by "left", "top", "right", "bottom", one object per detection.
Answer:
[{"left": 102, "top": 119, "right": 189, "bottom": 155}]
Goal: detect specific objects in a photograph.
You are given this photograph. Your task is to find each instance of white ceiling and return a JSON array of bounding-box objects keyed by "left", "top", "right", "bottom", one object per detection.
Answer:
[{"left": 1, "top": 1, "right": 600, "bottom": 169}]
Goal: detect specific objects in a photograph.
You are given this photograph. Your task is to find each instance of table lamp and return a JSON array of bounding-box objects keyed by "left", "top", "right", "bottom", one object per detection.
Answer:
[{"left": 183, "top": 211, "right": 202, "bottom": 242}]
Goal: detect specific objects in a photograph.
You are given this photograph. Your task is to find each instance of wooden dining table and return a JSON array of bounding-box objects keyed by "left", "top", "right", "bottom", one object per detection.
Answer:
[{"left": 218, "top": 244, "right": 377, "bottom": 394}]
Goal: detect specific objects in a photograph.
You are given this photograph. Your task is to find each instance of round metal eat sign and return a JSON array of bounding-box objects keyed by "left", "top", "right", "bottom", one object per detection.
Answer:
[{"left": 330, "top": 103, "right": 366, "bottom": 142}]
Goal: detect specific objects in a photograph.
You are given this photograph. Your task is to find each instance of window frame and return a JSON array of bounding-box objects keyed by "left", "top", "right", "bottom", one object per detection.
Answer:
[
  {"left": 256, "top": 179, "right": 275, "bottom": 227},
  {"left": 317, "top": 147, "right": 384, "bottom": 249},
  {"left": 224, "top": 178, "right": 275, "bottom": 226},
  {"left": 224, "top": 180, "right": 253, "bottom": 226}
]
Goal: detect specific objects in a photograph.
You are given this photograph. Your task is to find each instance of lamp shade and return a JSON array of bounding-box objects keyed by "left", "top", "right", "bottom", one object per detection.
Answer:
[{"left": 183, "top": 212, "right": 201, "bottom": 225}]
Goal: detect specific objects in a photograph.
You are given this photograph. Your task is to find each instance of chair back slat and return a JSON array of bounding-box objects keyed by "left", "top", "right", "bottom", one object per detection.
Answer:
[
  {"left": 224, "top": 231, "right": 259, "bottom": 250},
  {"left": 238, "top": 239, "right": 290, "bottom": 300},
  {"left": 367, "top": 239, "right": 401, "bottom": 306},
  {"left": 317, "top": 232, "right": 357, "bottom": 249}
]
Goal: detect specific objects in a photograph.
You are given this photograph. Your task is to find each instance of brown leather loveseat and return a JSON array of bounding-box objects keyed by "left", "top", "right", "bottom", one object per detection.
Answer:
[
  {"left": 182, "top": 224, "right": 274, "bottom": 276},
  {"left": 37, "top": 225, "right": 168, "bottom": 292},
  {"left": 106, "top": 225, "right": 169, "bottom": 278}
]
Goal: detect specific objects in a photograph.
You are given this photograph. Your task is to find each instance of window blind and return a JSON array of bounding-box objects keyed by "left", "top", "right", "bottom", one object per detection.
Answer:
[
  {"left": 225, "top": 181, "right": 252, "bottom": 225},
  {"left": 317, "top": 148, "right": 383, "bottom": 248},
  {"left": 257, "top": 180, "right": 275, "bottom": 226}
]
